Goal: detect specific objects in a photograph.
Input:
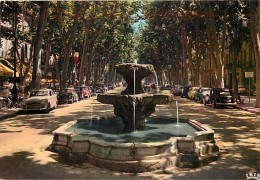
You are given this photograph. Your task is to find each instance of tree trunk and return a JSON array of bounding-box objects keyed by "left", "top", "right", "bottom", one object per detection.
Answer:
[
  {"left": 61, "top": 3, "right": 80, "bottom": 89},
  {"left": 232, "top": 50, "right": 239, "bottom": 100},
  {"left": 249, "top": 1, "right": 260, "bottom": 107},
  {"left": 43, "top": 42, "right": 51, "bottom": 78},
  {"left": 79, "top": 29, "right": 88, "bottom": 86},
  {"left": 205, "top": 3, "right": 227, "bottom": 88},
  {"left": 0, "top": 2, "right": 3, "bottom": 45},
  {"left": 31, "top": 2, "right": 48, "bottom": 90}
]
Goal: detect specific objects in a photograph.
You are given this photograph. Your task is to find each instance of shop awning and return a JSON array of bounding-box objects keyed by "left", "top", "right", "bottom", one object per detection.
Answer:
[
  {"left": 0, "top": 62, "right": 15, "bottom": 77},
  {"left": 0, "top": 57, "right": 32, "bottom": 77}
]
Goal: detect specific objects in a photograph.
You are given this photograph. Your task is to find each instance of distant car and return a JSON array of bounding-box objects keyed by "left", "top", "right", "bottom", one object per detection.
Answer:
[
  {"left": 181, "top": 86, "right": 191, "bottom": 98},
  {"left": 90, "top": 86, "right": 97, "bottom": 96},
  {"left": 23, "top": 89, "right": 57, "bottom": 113},
  {"left": 194, "top": 88, "right": 211, "bottom": 103},
  {"left": 187, "top": 87, "right": 200, "bottom": 100},
  {"left": 108, "top": 84, "right": 114, "bottom": 90},
  {"left": 81, "top": 86, "right": 92, "bottom": 97},
  {"left": 160, "top": 89, "right": 174, "bottom": 102},
  {"left": 143, "top": 84, "right": 151, "bottom": 92},
  {"left": 173, "top": 85, "right": 183, "bottom": 96},
  {"left": 74, "top": 86, "right": 84, "bottom": 100},
  {"left": 58, "top": 88, "right": 79, "bottom": 104},
  {"left": 206, "top": 88, "right": 237, "bottom": 108},
  {"left": 102, "top": 85, "right": 108, "bottom": 92},
  {"left": 96, "top": 87, "right": 104, "bottom": 94},
  {"left": 238, "top": 85, "right": 246, "bottom": 95}
]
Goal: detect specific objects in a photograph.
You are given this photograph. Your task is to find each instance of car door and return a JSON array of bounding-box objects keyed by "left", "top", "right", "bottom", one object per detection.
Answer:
[{"left": 49, "top": 90, "right": 56, "bottom": 108}]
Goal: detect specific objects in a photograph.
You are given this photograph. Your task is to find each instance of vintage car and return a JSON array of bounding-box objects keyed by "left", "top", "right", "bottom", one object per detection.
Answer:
[
  {"left": 194, "top": 88, "right": 211, "bottom": 103},
  {"left": 173, "top": 85, "right": 183, "bottom": 96},
  {"left": 74, "top": 86, "right": 84, "bottom": 100},
  {"left": 90, "top": 86, "right": 97, "bottom": 96},
  {"left": 206, "top": 88, "right": 237, "bottom": 108},
  {"left": 187, "top": 87, "right": 200, "bottom": 100},
  {"left": 75, "top": 86, "right": 92, "bottom": 99},
  {"left": 23, "top": 89, "right": 57, "bottom": 113},
  {"left": 181, "top": 86, "right": 191, "bottom": 98},
  {"left": 58, "top": 88, "right": 79, "bottom": 104},
  {"left": 82, "top": 86, "right": 92, "bottom": 97}
]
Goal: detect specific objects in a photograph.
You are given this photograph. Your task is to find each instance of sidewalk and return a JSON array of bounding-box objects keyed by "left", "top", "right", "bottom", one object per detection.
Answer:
[
  {"left": 237, "top": 95, "right": 260, "bottom": 114},
  {"left": 0, "top": 108, "right": 20, "bottom": 121}
]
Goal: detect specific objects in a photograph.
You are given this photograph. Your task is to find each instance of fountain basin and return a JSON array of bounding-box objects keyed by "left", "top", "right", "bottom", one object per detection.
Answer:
[{"left": 49, "top": 117, "right": 219, "bottom": 172}]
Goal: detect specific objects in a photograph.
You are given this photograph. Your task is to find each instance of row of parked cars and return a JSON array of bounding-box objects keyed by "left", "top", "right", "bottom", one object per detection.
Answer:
[
  {"left": 173, "top": 85, "right": 238, "bottom": 108},
  {"left": 22, "top": 84, "right": 112, "bottom": 113}
]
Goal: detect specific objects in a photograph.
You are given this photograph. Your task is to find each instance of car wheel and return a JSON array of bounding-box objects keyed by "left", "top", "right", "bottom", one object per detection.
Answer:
[
  {"left": 46, "top": 104, "right": 50, "bottom": 113},
  {"left": 212, "top": 100, "right": 216, "bottom": 108},
  {"left": 203, "top": 98, "right": 207, "bottom": 105},
  {"left": 200, "top": 98, "right": 203, "bottom": 104}
]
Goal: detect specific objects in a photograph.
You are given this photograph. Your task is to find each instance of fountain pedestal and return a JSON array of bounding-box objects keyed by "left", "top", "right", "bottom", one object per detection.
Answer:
[
  {"left": 98, "top": 94, "right": 170, "bottom": 131},
  {"left": 97, "top": 63, "right": 171, "bottom": 132}
]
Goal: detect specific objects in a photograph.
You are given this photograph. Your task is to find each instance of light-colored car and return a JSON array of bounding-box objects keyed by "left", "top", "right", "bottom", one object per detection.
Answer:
[
  {"left": 23, "top": 89, "right": 57, "bottom": 113},
  {"left": 187, "top": 87, "right": 200, "bottom": 100}
]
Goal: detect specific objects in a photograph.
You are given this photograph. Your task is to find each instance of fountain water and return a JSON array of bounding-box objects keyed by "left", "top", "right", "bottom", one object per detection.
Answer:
[
  {"left": 176, "top": 101, "right": 179, "bottom": 126},
  {"left": 133, "top": 64, "right": 136, "bottom": 131},
  {"left": 154, "top": 70, "right": 159, "bottom": 91},
  {"left": 49, "top": 62, "right": 220, "bottom": 172}
]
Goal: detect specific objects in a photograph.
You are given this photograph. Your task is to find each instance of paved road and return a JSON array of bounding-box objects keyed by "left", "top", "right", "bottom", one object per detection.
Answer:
[{"left": 0, "top": 90, "right": 259, "bottom": 179}]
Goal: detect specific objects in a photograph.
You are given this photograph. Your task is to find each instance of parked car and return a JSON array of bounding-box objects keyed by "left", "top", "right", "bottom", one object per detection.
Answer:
[
  {"left": 108, "top": 84, "right": 114, "bottom": 90},
  {"left": 58, "top": 88, "right": 79, "bottom": 104},
  {"left": 187, "top": 87, "right": 200, "bottom": 100},
  {"left": 181, "top": 86, "right": 191, "bottom": 98},
  {"left": 143, "top": 84, "right": 151, "bottom": 92},
  {"left": 23, "top": 89, "right": 57, "bottom": 113},
  {"left": 194, "top": 88, "right": 211, "bottom": 103},
  {"left": 96, "top": 87, "right": 105, "bottom": 94},
  {"left": 90, "top": 86, "right": 97, "bottom": 96},
  {"left": 74, "top": 86, "right": 84, "bottom": 100},
  {"left": 206, "top": 88, "right": 237, "bottom": 108},
  {"left": 81, "top": 86, "right": 92, "bottom": 98},
  {"left": 173, "top": 85, "right": 183, "bottom": 96},
  {"left": 103, "top": 85, "right": 108, "bottom": 92}
]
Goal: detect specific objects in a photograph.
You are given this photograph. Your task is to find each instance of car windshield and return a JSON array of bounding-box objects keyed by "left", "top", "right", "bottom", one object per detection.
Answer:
[
  {"left": 61, "top": 89, "right": 73, "bottom": 94},
  {"left": 202, "top": 89, "right": 210, "bottom": 93},
  {"left": 30, "top": 91, "right": 48, "bottom": 97},
  {"left": 219, "top": 91, "right": 231, "bottom": 95},
  {"left": 175, "top": 85, "right": 183, "bottom": 89}
]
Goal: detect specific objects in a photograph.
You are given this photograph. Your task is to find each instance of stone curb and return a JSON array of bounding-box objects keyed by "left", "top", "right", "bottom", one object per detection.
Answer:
[{"left": 237, "top": 106, "right": 260, "bottom": 114}]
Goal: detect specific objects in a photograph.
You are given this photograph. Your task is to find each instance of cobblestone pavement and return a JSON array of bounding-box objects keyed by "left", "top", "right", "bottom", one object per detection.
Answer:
[{"left": 0, "top": 88, "right": 259, "bottom": 179}]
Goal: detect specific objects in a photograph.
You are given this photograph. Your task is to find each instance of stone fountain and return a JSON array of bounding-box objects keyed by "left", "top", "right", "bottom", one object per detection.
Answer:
[
  {"left": 49, "top": 62, "right": 219, "bottom": 173},
  {"left": 97, "top": 63, "right": 171, "bottom": 131}
]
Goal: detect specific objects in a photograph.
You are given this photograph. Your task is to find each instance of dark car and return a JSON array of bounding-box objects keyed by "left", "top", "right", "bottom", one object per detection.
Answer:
[
  {"left": 206, "top": 88, "right": 237, "bottom": 108},
  {"left": 74, "top": 86, "right": 84, "bottom": 100},
  {"left": 181, "top": 86, "right": 191, "bottom": 98},
  {"left": 194, "top": 88, "right": 211, "bottom": 103},
  {"left": 58, "top": 88, "right": 79, "bottom": 104},
  {"left": 90, "top": 86, "right": 97, "bottom": 96},
  {"left": 173, "top": 85, "right": 183, "bottom": 96}
]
